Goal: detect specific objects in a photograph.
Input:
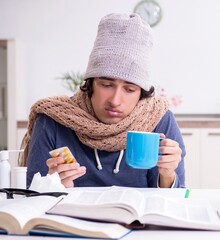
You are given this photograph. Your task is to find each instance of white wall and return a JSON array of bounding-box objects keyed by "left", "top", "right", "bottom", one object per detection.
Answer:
[
  {"left": 0, "top": 48, "right": 7, "bottom": 150},
  {"left": 1, "top": 0, "right": 220, "bottom": 119}
]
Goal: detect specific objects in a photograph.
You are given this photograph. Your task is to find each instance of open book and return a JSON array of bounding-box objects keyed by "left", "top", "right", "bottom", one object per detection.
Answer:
[
  {"left": 0, "top": 195, "right": 130, "bottom": 239},
  {"left": 47, "top": 187, "right": 220, "bottom": 231}
]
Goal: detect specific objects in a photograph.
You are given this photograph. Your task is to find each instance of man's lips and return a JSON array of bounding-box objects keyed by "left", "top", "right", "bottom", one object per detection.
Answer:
[{"left": 105, "top": 108, "right": 122, "bottom": 117}]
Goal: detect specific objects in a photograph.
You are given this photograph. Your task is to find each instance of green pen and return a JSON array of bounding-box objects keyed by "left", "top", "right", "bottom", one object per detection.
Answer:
[{"left": 184, "top": 188, "right": 191, "bottom": 198}]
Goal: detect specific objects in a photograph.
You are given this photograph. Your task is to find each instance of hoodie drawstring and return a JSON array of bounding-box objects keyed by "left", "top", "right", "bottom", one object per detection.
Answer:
[
  {"left": 94, "top": 149, "right": 124, "bottom": 174},
  {"left": 113, "top": 150, "right": 124, "bottom": 174},
  {"left": 94, "top": 148, "right": 102, "bottom": 170}
]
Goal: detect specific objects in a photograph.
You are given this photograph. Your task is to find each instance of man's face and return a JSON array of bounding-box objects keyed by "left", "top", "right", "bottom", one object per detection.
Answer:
[{"left": 91, "top": 77, "right": 141, "bottom": 124}]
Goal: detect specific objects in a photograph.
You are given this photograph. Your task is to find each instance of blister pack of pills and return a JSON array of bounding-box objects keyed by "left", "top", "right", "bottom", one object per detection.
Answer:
[{"left": 49, "top": 146, "right": 77, "bottom": 164}]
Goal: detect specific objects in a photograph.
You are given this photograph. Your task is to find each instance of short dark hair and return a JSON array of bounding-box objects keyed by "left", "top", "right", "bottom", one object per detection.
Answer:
[{"left": 80, "top": 78, "right": 155, "bottom": 99}]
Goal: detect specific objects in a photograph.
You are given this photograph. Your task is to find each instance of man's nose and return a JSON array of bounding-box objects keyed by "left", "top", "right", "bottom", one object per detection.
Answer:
[{"left": 108, "top": 88, "right": 122, "bottom": 106}]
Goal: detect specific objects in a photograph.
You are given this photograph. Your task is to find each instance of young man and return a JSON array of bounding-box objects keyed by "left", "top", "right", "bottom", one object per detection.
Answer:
[{"left": 20, "top": 13, "right": 185, "bottom": 188}]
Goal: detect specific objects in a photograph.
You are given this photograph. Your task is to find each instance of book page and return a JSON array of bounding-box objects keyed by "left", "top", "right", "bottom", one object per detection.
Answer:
[
  {"left": 140, "top": 195, "right": 220, "bottom": 230},
  {"left": 47, "top": 188, "right": 145, "bottom": 224},
  {"left": 0, "top": 196, "right": 61, "bottom": 234},
  {"left": 25, "top": 214, "right": 130, "bottom": 238},
  {"left": 141, "top": 195, "right": 212, "bottom": 221},
  {"left": 59, "top": 187, "right": 143, "bottom": 209}
]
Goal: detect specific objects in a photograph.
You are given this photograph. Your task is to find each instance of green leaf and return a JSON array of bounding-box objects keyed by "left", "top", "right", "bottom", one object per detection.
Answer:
[{"left": 57, "top": 71, "right": 85, "bottom": 93}]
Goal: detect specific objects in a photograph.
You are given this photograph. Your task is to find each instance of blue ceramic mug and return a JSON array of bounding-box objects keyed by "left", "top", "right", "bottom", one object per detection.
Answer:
[{"left": 126, "top": 131, "right": 161, "bottom": 169}]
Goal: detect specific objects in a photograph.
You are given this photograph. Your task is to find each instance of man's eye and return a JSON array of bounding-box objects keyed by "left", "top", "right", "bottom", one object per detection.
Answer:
[
  {"left": 126, "top": 88, "right": 136, "bottom": 93},
  {"left": 102, "top": 83, "right": 112, "bottom": 87}
]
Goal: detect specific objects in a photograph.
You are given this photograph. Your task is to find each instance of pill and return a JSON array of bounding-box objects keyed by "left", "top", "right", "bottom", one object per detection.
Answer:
[{"left": 49, "top": 146, "right": 77, "bottom": 164}]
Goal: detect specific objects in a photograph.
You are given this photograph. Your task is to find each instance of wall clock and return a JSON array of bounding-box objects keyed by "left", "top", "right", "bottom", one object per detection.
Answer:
[{"left": 134, "top": 0, "right": 162, "bottom": 27}]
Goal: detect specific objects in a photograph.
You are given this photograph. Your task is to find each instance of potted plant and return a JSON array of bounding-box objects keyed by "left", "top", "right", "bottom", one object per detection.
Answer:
[{"left": 58, "top": 71, "right": 84, "bottom": 94}]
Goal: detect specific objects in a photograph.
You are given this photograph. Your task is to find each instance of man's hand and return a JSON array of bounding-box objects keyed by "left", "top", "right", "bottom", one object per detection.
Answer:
[
  {"left": 46, "top": 157, "right": 86, "bottom": 188},
  {"left": 157, "top": 133, "right": 182, "bottom": 188}
]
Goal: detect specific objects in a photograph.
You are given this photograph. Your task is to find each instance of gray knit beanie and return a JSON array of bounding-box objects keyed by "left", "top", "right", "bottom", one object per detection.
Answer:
[{"left": 84, "top": 13, "right": 153, "bottom": 91}]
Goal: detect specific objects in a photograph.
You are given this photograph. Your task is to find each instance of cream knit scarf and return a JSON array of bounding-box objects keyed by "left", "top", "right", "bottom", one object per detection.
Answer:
[{"left": 19, "top": 91, "right": 169, "bottom": 166}]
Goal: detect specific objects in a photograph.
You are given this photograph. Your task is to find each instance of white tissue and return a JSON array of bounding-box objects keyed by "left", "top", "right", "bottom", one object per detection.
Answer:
[{"left": 29, "top": 172, "right": 67, "bottom": 193}]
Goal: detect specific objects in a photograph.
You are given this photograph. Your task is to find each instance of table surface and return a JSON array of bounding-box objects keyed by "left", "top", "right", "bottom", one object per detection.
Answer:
[{"left": 1, "top": 188, "right": 220, "bottom": 240}]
